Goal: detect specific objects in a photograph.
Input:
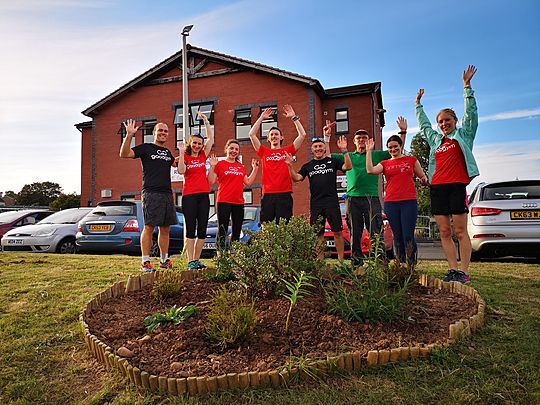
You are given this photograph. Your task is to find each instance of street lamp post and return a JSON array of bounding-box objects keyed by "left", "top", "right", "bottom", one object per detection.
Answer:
[{"left": 181, "top": 25, "right": 193, "bottom": 143}]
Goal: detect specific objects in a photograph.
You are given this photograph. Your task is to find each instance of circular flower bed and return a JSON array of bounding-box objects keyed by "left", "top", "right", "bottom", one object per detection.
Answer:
[{"left": 81, "top": 270, "right": 485, "bottom": 396}]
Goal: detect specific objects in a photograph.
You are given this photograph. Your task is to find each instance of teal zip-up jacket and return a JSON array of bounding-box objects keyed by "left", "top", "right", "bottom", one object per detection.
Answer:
[{"left": 416, "top": 87, "right": 479, "bottom": 182}]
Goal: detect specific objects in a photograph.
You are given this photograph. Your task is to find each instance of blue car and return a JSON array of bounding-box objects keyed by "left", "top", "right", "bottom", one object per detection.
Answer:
[{"left": 203, "top": 205, "right": 261, "bottom": 255}]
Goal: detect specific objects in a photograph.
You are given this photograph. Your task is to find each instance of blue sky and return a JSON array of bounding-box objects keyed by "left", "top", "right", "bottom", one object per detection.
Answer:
[{"left": 1, "top": 0, "right": 539, "bottom": 195}]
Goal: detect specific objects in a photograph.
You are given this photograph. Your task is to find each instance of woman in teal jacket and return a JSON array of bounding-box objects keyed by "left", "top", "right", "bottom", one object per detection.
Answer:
[{"left": 415, "top": 65, "right": 479, "bottom": 284}]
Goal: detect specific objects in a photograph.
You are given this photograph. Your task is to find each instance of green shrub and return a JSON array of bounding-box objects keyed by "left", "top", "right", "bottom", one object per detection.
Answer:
[
  {"left": 143, "top": 304, "right": 197, "bottom": 333},
  {"left": 384, "top": 258, "right": 418, "bottom": 288},
  {"left": 205, "top": 286, "right": 257, "bottom": 350},
  {"left": 282, "top": 270, "right": 316, "bottom": 333},
  {"left": 323, "top": 257, "right": 409, "bottom": 324},
  {"left": 151, "top": 270, "right": 183, "bottom": 300},
  {"left": 216, "top": 216, "right": 324, "bottom": 299}
]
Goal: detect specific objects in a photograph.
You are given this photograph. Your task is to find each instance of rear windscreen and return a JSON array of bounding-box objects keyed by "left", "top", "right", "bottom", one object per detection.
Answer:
[
  {"left": 483, "top": 182, "right": 540, "bottom": 201},
  {"left": 90, "top": 205, "right": 135, "bottom": 216}
]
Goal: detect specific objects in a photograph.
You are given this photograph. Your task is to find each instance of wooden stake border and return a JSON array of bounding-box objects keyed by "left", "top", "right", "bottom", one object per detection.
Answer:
[{"left": 81, "top": 272, "right": 485, "bottom": 396}]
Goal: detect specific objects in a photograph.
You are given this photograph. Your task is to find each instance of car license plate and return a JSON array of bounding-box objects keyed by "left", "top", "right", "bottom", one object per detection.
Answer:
[
  {"left": 510, "top": 210, "right": 540, "bottom": 220},
  {"left": 203, "top": 242, "right": 216, "bottom": 249},
  {"left": 89, "top": 224, "right": 112, "bottom": 231},
  {"left": 326, "top": 240, "right": 335, "bottom": 247},
  {"left": 7, "top": 239, "right": 24, "bottom": 245}
]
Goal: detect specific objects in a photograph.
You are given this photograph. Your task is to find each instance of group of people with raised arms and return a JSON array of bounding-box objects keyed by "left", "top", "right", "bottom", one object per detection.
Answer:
[{"left": 120, "top": 65, "right": 479, "bottom": 284}]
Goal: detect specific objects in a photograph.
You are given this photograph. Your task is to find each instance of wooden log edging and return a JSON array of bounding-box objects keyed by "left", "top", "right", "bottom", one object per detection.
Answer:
[{"left": 81, "top": 272, "right": 485, "bottom": 396}]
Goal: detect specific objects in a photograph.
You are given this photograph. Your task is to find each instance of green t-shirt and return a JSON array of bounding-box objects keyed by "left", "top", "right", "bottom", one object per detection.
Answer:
[{"left": 332, "top": 150, "right": 390, "bottom": 197}]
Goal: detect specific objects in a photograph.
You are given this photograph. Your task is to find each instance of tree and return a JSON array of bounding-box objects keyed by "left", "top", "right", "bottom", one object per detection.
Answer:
[
  {"left": 410, "top": 133, "right": 431, "bottom": 216},
  {"left": 17, "top": 182, "right": 63, "bottom": 206},
  {"left": 49, "top": 193, "right": 81, "bottom": 211}
]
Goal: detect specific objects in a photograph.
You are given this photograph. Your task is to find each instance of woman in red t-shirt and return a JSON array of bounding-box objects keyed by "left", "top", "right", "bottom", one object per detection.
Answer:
[
  {"left": 208, "top": 139, "right": 259, "bottom": 249},
  {"left": 366, "top": 124, "right": 427, "bottom": 265},
  {"left": 176, "top": 112, "right": 214, "bottom": 270}
]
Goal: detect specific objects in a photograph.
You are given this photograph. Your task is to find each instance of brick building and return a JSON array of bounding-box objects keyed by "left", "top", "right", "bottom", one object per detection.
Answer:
[{"left": 76, "top": 45, "right": 386, "bottom": 215}]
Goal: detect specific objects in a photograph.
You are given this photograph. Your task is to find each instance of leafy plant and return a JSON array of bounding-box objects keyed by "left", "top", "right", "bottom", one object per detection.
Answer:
[
  {"left": 151, "top": 269, "right": 184, "bottom": 301},
  {"left": 205, "top": 247, "right": 237, "bottom": 282},
  {"left": 282, "top": 270, "right": 316, "bottom": 333},
  {"left": 205, "top": 286, "right": 257, "bottom": 350},
  {"left": 143, "top": 304, "right": 197, "bottom": 333},
  {"left": 216, "top": 216, "right": 324, "bottom": 300}
]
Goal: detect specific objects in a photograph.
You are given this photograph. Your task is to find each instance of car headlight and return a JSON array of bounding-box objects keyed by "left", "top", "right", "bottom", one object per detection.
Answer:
[{"left": 33, "top": 227, "right": 56, "bottom": 237}]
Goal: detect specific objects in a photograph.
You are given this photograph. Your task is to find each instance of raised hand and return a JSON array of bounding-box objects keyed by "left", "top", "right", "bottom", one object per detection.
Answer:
[
  {"left": 209, "top": 154, "right": 219, "bottom": 167},
  {"left": 323, "top": 120, "right": 336, "bottom": 136},
  {"left": 415, "top": 89, "right": 424, "bottom": 105},
  {"left": 336, "top": 135, "right": 348, "bottom": 151},
  {"left": 283, "top": 104, "right": 296, "bottom": 119},
  {"left": 177, "top": 140, "right": 186, "bottom": 154},
  {"left": 462, "top": 65, "right": 477, "bottom": 87},
  {"left": 396, "top": 116, "right": 407, "bottom": 131},
  {"left": 366, "top": 138, "right": 375, "bottom": 151},
  {"left": 197, "top": 111, "right": 209, "bottom": 123},
  {"left": 251, "top": 159, "right": 259, "bottom": 169},
  {"left": 261, "top": 107, "right": 274, "bottom": 120},
  {"left": 283, "top": 151, "right": 294, "bottom": 165},
  {"left": 123, "top": 119, "right": 139, "bottom": 136}
]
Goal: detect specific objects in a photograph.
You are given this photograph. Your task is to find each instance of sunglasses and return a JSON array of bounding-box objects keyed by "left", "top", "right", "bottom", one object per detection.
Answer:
[{"left": 311, "top": 137, "right": 325, "bottom": 143}]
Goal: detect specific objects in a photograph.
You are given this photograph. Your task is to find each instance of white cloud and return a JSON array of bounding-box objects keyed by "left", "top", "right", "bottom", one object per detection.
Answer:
[{"left": 478, "top": 108, "right": 540, "bottom": 123}]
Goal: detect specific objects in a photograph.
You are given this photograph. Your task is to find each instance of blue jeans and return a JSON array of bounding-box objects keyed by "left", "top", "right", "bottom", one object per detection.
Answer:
[{"left": 384, "top": 199, "right": 418, "bottom": 264}]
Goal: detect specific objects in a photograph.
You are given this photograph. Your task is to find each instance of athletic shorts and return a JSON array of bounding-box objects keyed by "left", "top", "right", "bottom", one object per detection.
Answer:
[
  {"left": 141, "top": 191, "right": 178, "bottom": 227},
  {"left": 260, "top": 192, "right": 293, "bottom": 224},
  {"left": 430, "top": 183, "right": 468, "bottom": 216},
  {"left": 310, "top": 205, "right": 343, "bottom": 234}
]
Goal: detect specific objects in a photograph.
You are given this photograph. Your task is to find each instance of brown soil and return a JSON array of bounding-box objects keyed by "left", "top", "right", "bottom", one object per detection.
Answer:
[{"left": 86, "top": 277, "right": 477, "bottom": 378}]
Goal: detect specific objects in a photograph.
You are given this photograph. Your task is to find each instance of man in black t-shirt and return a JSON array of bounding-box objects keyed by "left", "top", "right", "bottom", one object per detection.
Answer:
[
  {"left": 120, "top": 119, "right": 178, "bottom": 272},
  {"left": 285, "top": 136, "right": 351, "bottom": 260}
]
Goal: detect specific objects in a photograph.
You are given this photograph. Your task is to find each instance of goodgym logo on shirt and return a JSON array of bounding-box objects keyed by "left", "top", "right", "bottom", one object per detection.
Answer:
[
  {"left": 187, "top": 160, "right": 205, "bottom": 169},
  {"left": 435, "top": 141, "right": 457, "bottom": 154},
  {"left": 266, "top": 152, "right": 285, "bottom": 162},
  {"left": 224, "top": 166, "right": 244, "bottom": 176},
  {"left": 386, "top": 161, "right": 411, "bottom": 173},
  {"left": 309, "top": 161, "right": 334, "bottom": 177},
  {"left": 151, "top": 149, "right": 172, "bottom": 161}
]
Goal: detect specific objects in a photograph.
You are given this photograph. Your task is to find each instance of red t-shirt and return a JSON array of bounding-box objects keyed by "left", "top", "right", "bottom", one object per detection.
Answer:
[
  {"left": 431, "top": 138, "right": 470, "bottom": 185},
  {"left": 256, "top": 144, "right": 297, "bottom": 194},
  {"left": 381, "top": 156, "right": 418, "bottom": 202},
  {"left": 182, "top": 151, "right": 210, "bottom": 195},
  {"left": 214, "top": 160, "right": 246, "bottom": 204}
]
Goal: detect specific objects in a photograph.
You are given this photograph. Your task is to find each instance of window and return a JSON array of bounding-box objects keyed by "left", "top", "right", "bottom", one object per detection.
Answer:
[
  {"left": 119, "top": 124, "right": 135, "bottom": 147},
  {"left": 174, "top": 102, "right": 215, "bottom": 142},
  {"left": 335, "top": 108, "right": 349, "bottom": 134},
  {"left": 235, "top": 109, "right": 252, "bottom": 140},
  {"left": 121, "top": 195, "right": 136, "bottom": 202},
  {"left": 243, "top": 190, "right": 253, "bottom": 204},
  {"left": 260, "top": 106, "right": 278, "bottom": 139},
  {"left": 142, "top": 120, "right": 157, "bottom": 143},
  {"left": 209, "top": 193, "right": 216, "bottom": 217}
]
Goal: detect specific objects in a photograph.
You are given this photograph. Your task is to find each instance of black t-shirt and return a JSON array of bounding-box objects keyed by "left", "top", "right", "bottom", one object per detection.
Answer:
[
  {"left": 132, "top": 143, "right": 174, "bottom": 193},
  {"left": 298, "top": 157, "right": 343, "bottom": 207}
]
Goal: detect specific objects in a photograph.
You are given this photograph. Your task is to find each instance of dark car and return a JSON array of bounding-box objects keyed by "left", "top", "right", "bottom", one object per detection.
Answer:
[
  {"left": 76, "top": 201, "right": 145, "bottom": 254},
  {"left": 0, "top": 209, "right": 53, "bottom": 240},
  {"left": 467, "top": 180, "right": 540, "bottom": 260}
]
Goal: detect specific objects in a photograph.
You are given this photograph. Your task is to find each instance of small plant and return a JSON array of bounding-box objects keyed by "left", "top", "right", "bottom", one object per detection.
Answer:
[
  {"left": 205, "top": 286, "right": 257, "bottom": 350},
  {"left": 284, "top": 353, "right": 324, "bottom": 383},
  {"left": 143, "top": 304, "right": 197, "bottom": 333},
  {"left": 151, "top": 269, "right": 184, "bottom": 300},
  {"left": 282, "top": 270, "right": 316, "bottom": 333},
  {"left": 205, "top": 247, "right": 237, "bottom": 282},
  {"left": 384, "top": 258, "right": 417, "bottom": 288}
]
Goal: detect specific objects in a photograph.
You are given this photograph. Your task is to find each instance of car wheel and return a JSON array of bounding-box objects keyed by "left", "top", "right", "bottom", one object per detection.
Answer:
[
  {"left": 57, "top": 238, "right": 77, "bottom": 254},
  {"left": 150, "top": 238, "right": 159, "bottom": 257}
]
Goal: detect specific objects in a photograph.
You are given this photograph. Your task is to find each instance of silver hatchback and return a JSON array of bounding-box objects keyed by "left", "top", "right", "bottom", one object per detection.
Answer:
[{"left": 467, "top": 180, "right": 540, "bottom": 260}]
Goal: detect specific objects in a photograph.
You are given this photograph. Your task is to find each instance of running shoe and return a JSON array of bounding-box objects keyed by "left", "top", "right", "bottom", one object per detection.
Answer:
[
  {"left": 159, "top": 259, "right": 174, "bottom": 270},
  {"left": 187, "top": 260, "right": 198, "bottom": 270},
  {"left": 443, "top": 269, "right": 458, "bottom": 282},
  {"left": 140, "top": 261, "right": 155, "bottom": 273},
  {"left": 453, "top": 270, "right": 471, "bottom": 284},
  {"left": 194, "top": 260, "right": 207, "bottom": 270}
]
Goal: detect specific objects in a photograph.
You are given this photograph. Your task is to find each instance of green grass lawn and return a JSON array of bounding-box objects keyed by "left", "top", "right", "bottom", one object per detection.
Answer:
[{"left": 0, "top": 253, "right": 539, "bottom": 404}]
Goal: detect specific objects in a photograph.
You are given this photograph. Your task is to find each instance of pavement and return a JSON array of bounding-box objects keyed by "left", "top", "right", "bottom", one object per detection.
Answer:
[{"left": 417, "top": 240, "right": 446, "bottom": 261}]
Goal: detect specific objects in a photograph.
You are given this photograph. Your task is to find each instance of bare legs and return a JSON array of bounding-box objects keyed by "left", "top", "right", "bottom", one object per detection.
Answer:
[
  {"left": 185, "top": 237, "right": 205, "bottom": 262},
  {"left": 434, "top": 213, "right": 471, "bottom": 272}
]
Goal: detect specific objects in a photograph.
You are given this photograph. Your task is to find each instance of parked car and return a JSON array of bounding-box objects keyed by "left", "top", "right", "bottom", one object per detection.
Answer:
[
  {"left": 76, "top": 201, "right": 145, "bottom": 255},
  {"left": 1, "top": 208, "right": 92, "bottom": 253},
  {"left": 203, "top": 205, "right": 262, "bottom": 255},
  {"left": 150, "top": 210, "right": 185, "bottom": 257},
  {"left": 323, "top": 200, "right": 394, "bottom": 259},
  {"left": 0, "top": 209, "right": 53, "bottom": 239},
  {"left": 467, "top": 180, "right": 540, "bottom": 260}
]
